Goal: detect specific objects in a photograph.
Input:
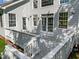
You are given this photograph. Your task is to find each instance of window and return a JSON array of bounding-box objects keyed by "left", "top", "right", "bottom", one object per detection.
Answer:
[
  {"left": 60, "top": 0, "right": 69, "bottom": 3},
  {"left": 59, "top": 12, "right": 68, "bottom": 28},
  {"left": 42, "top": 14, "right": 53, "bottom": 32},
  {"left": 9, "top": 13, "right": 16, "bottom": 27},
  {"left": 48, "top": 17, "right": 53, "bottom": 32},
  {"left": 33, "top": 0, "right": 38, "bottom": 8},
  {"left": 42, "top": 0, "right": 53, "bottom": 7},
  {"left": 33, "top": 15, "right": 38, "bottom": 26},
  {"left": 42, "top": 18, "right": 46, "bottom": 31},
  {"left": 0, "top": 16, "right": 3, "bottom": 27},
  {"left": 23, "top": 17, "right": 26, "bottom": 29}
]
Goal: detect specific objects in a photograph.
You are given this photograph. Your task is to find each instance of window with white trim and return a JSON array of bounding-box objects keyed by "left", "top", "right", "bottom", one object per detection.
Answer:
[
  {"left": 59, "top": 12, "right": 68, "bottom": 28},
  {"left": 42, "top": 0, "right": 53, "bottom": 7},
  {"left": 42, "top": 14, "right": 53, "bottom": 32},
  {"left": 33, "top": 0, "right": 38, "bottom": 8},
  {"left": 60, "top": 0, "right": 69, "bottom": 3},
  {"left": 23, "top": 17, "right": 26, "bottom": 29},
  {"left": 0, "top": 16, "right": 3, "bottom": 27},
  {"left": 33, "top": 15, "right": 38, "bottom": 26},
  {"left": 9, "top": 13, "right": 16, "bottom": 27}
]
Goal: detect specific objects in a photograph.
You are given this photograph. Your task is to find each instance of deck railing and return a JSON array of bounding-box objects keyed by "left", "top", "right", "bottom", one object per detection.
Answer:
[
  {"left": 42, "top": 35, "right": 75, "bottom": 59},
  {"left": 3, "top": 45, "right": 30, "bottom": 59}
]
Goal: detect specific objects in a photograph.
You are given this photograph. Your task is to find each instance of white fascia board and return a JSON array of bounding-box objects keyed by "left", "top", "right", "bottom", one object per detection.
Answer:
[{"left": 2, "top": 0, "right": 23, "bottom": 9}]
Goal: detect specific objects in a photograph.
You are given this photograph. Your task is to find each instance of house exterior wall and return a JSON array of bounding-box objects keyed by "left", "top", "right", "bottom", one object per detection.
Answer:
[
  {"left": 2, "top": 0, "right": 32, "bottom": 42},
  {"left": 2, "top": 0, "right": 61, "bottom": 43},
  {"left": 1, "top": 0, "right": 79, "bottom": 51},
  {"left": 3, "top": 0, "right": 60, "bottom": 32},
  {"left": 3, "top": 1, "right": 30, "bottom": 31}
]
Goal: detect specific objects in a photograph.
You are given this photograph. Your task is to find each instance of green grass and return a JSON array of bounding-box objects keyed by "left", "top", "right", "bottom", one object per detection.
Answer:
[{"left": 0, "top": 39, "right": 5, "bottom": 55}]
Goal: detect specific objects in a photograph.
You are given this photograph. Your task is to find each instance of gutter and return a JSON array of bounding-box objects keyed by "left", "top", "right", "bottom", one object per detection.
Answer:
[{"left": 1, "top": 0, "right": 24, "bottom": 9}]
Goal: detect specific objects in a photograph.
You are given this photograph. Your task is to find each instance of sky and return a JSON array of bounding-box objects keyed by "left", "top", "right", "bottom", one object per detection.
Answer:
[
  {"left": 0, "top": 0, "right": 3, "bottom": 4},
  {"left": 0, "top": 0, "right": 11, "bottom": 4}
]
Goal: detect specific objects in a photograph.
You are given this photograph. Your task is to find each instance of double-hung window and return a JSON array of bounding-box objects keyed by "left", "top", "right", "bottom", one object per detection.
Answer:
[
  {"left": 42, "top": 0, "right": 53, "bottom": 7},
  {"left": 23, "top": 17, "right": 26, "bottom": 29},
  {"left": 0, "top": 16, "right": 3, "bottom": 27},
  {"left": 42, "top": 14, "right": 53, "bottom": 32},
  {"left": 60, "top": 0, "right": 69, "bottom": 3},
  {"left": 59, "top": 12, "right": 68, "bottom": 28},
  {"left": 9, "top": 13, "right": 16, "bottom": 27},
  {"left": 33, "top": 0, "right": 38, "bottom": 8},
  {"left": 33, "top": 15, "right": 38, "bottom": 26}
]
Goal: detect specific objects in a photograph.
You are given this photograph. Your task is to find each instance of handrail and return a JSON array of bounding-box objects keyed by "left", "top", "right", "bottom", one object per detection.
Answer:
[
  {"left": 42, "top": 36, "right": 69, "bottom": 59},
  {"left": 42, "top": 35, "right": 75, "bottom": 59},
  {"left": 4, "top": 45, "right": 30, "bottom": 59}
]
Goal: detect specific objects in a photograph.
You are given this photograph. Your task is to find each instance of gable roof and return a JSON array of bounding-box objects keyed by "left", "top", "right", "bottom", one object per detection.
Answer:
[{"left": 0, "top": 0, "right": 24, "bottom": 9}]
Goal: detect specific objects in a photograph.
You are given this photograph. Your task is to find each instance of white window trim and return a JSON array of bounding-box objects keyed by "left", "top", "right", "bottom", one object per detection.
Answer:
[
  {"left": 58, "top": 12, "right": 69, "bottom": 29},
  {"left": 9, "top": 13, "right": 16, "bottom": 27},
  {"left": 41, "top": 14, "right": 54, "bottom": 33},
  {"left": 33, "top": 15, "right": 38, "bottom": 27},
  {"left": 41, "top": 0, "right": 54, "bottom": 7},
  {"left": 60, "top": 0, "right": 69, "bottom": 4},
  {"left": 33, "top": 0, "right": 38, "bottom": 8},
  {"left": 23, "top": 17, "right": 26, "bottom": 30}
]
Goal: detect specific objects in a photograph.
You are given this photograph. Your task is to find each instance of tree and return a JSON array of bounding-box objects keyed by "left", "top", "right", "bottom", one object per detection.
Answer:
[
  {"left": 0, "top": 9, "right": 3, "bottom": 16},
  {"left": 0, "top": 39, "right": 5, "bottom": 59}
]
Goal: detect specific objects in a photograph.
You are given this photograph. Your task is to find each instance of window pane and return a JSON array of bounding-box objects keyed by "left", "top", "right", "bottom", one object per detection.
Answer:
[
  {"left": 42, "top": 13, "right": 53, "bottom": 32},
  {"left": 9, "top": 13, "right": 16, "bottom": 27},
  {"left": 48, "top": 17, "right": 53, "bottom": 32},
  {"left": 33, "top": 15, "right": 38, "bottom": 26},
  {"left": 34, "top": 19, "right": 37, "bottom": 26},
  {"left": 42, "top": 0, "right": 53, "bottom": 7},
  {"left": 23, "top": 17, "right": 26, "bottom": 29},
  {"left": 60, "top": 0, "right": 69, "bottom": 3},
  {"left": 42, "top": 18, "right": 46, "bottom": 31},
  {"left": 0, "top": 16, "right": 3, "bottom": 27},
  {"left": 59, "top": 12, "right": 68, "bottom": 28},
  {"left": 33, "top": 0, "right": 38, "bottom": 8}
]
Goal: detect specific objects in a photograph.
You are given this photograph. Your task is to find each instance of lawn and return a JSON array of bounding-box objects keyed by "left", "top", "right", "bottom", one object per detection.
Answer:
[{"left": 0, "top": 39, "right": 5, "bottom": 55}]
